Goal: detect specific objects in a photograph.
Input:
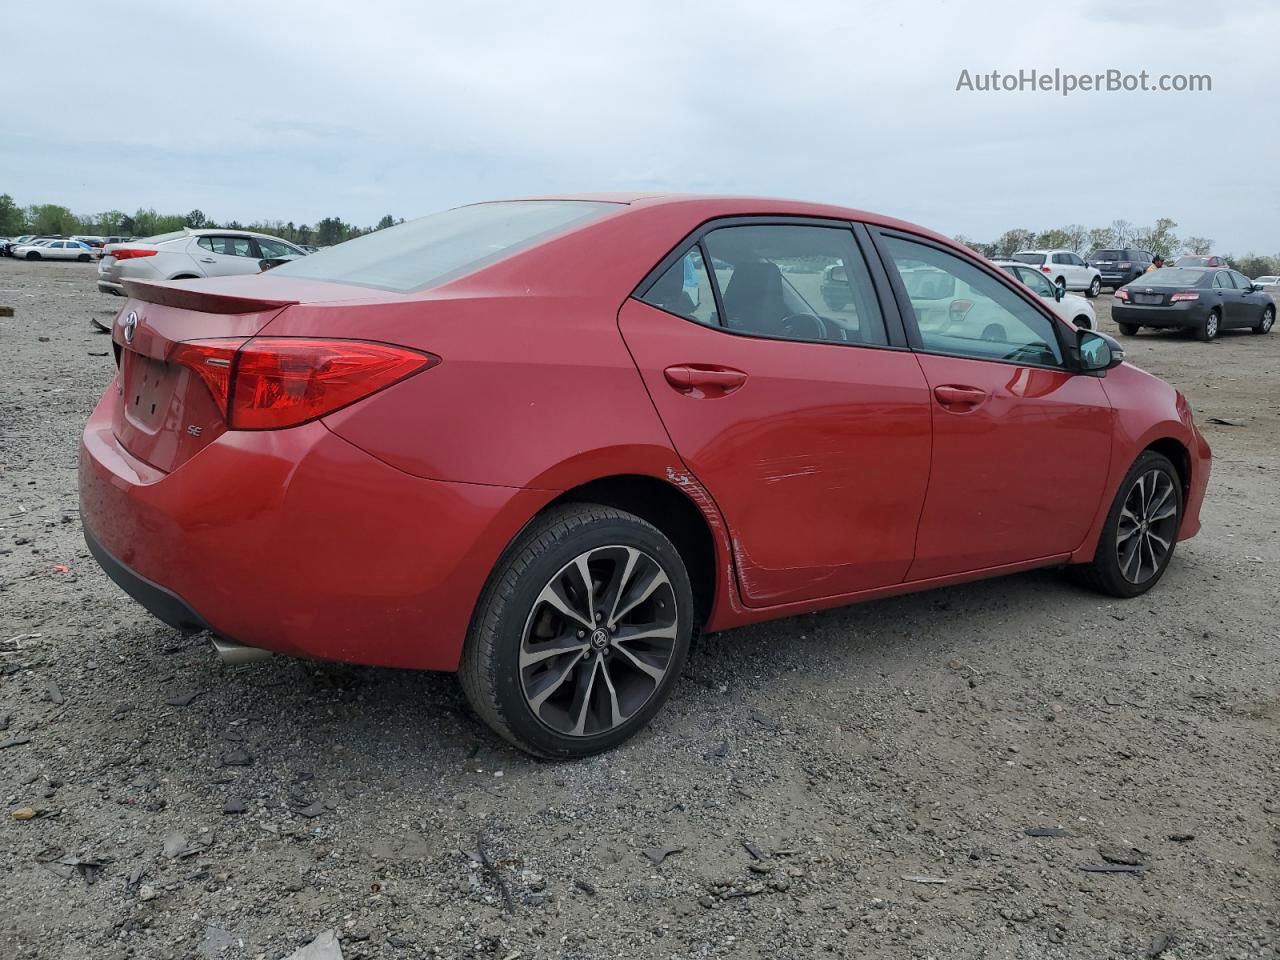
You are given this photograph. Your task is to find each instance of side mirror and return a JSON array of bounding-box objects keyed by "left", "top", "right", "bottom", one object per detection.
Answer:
[
  {"left": 258, "top": 257, "right": 292, "bottom": 272},
  {"left": 1251, "top": 283, "right": 1264, "bottom": 292},
  {"left": 1053, "top": 284, "right": 1065, "bottom": 302},
  {"left": 1078, "top": 329, "right": 1124, "bottom": 375}
]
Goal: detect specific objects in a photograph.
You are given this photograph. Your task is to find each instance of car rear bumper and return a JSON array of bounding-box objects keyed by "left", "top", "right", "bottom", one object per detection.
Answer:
[
  {"left": 1099, "top": 272, "right": 1140, "bottom": 287},
  {"left": 79, "top": 384, "right": 552, "bottom": 671},
  {"left": 1112, "top": 302, "right": 1209, "bottom": 328}
]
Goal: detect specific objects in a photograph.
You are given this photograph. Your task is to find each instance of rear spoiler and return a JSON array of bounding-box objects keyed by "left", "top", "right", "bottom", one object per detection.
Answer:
[{"left": 122, "top": 280, "right": 299, "bottom": 315}]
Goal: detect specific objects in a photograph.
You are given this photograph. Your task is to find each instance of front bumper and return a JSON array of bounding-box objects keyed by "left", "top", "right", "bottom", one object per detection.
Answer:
[
  {"left": 79, "top": 386, "right": 552, "bottom": 671},
  {"left": 1113, "top": 302, "right": 1209, "bottom": 329}
]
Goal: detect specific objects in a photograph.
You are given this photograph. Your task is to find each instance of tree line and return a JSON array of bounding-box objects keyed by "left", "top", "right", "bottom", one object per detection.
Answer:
[
  {"left": 953, "top": 217, "right": 1280, "bottom": 281},
  {"left": 4, "top": 194, "right": 1278, "bottom": 279},
  {"left": 0, "top": 193, "right": 401, "bottom": 247}
]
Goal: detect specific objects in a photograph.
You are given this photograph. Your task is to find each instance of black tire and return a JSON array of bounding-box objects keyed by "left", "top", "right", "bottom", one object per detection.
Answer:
[
  {"left": 1254, "top": 304, "right": 1275, "bottom": 335},
  {"left": 1073, "top": 315, "right": 1093, "bottom": 331},
  {"left": 1195, "top": 309, "right": 1220, "bottom": 342},
  {"left": 26, "top": 251, "right": 41, "bottom": 260},
  {"left": 1073, "top": 451, "right": 1183, "bottom": 598},
  {"left": 1086, "top": 277, "right": 1101, "bottom": 298},
  {"left": 1118, "top": 323, "right": 1140, "bottom": 336},
  {"left": 77, "top": 253, "right": 91, "bottom": 262},
  {"left": 459, "top": 503, "right": 694, "bottom": 758}
]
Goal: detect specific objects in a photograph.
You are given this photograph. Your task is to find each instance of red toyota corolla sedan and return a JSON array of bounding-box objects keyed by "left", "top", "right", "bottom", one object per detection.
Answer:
[{"left": 80, "top": 195, "right": 1211, "bottom": 757}]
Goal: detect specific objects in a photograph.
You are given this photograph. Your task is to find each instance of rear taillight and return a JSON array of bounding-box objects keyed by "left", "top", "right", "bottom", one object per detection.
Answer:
[
  {"left": 1170, "top": 292, "right": 1199, "bottom": 302},
  {"left": 1040, "top": 266, "right": 1051, "bottom": 273},
  {"left": 111, "top": 248, "right": 158, "bottom": 260},
  {"left": 170, "top": 337, "right": 436, "bottom": 430},
  {"left": 1115, "top": 288, "right": 1130, "bottom": 301},
  {"left": 170, "top": 338, "right": 246, "bottom": 418},
  {"left": 948, "top": 299, "right": 973, "bottom": 320}
]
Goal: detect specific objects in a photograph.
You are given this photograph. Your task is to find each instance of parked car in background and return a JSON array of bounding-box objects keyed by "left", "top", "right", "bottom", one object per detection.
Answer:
[
  {"left": 1251, "top": 275, "right": 1279, "bottom": 287},
  {"left": 1174, "top": 255, "right": 1227, "bottom": 268},
  {"left": 1114, "top": 267, "right": 1274, "bottom": 340},
  {"left": 81, "top": 195, "right": 1210, "bottom": 757},
  {"left": 994, "top": 260, "right": 1096, "bottom": 329},
  {"left": 1088, "top": 248, "right": 1154, "bottom": 290},
  {"left": 3, "top": 234, "right": 38, "bottom": 256},
  {"left": 97, "top": 228, "right": 309, "bottom": 295},
  {"left": 13, "top": 239, "right": 96, "bottom": 261},
  {"left": 1011, "top": 249, "right": 1102, "bottom": 297}
]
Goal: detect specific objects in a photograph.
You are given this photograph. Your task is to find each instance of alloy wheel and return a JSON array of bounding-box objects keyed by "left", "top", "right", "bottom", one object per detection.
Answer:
[
  {"left": 1262, "top": 308, "right": 1274, "bottom": 333},
  {"left": 1205, "top": 313, "right": 1219, "bottom": 338},
  {"left": 519, "top": 545, "right": 678, "bottom": 737},
  {"left": 1115, "top": 469, "right": 1179, "bottom": 584}
]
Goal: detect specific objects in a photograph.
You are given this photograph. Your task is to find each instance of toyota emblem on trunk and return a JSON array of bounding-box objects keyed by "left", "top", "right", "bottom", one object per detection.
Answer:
[{"left": 122, "top": 310, "right": 138, "bottom": 343}]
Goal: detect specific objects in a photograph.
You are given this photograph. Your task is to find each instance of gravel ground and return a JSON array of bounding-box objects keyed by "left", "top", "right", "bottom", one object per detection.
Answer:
[{"left": 1, "top": 258, "right": 1277, "bottom": 960}]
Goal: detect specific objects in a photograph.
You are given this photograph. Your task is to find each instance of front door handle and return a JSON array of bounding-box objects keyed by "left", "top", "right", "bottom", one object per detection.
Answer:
[
  {"left": 664, "top": 364, "right": 748, "bottom": 396},
  {"left": 933, "top": 384, "right": 987, "bottom": 409}
]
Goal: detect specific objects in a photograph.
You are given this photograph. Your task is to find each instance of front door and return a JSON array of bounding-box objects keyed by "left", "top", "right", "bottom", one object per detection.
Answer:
[
  {"left": 620, "top": 221, "right": 933, "bottom": 607},
  {"left": 874, "top": 231, "right": 1114, "bottom": 580}
]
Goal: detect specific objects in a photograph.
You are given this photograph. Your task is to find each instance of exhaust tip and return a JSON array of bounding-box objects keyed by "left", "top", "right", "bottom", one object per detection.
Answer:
[{"left": 211, "top": 636, "right": 273, "bottom": 666}]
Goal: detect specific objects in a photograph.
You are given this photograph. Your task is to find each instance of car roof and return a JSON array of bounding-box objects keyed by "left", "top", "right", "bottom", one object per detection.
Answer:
[{"left": 472, "top": 193, "right": 965, "bottom": 247}]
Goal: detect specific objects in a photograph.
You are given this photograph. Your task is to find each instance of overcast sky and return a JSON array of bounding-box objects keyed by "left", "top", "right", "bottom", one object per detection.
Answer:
[{"left": 3, "top": 0, "right": 1277, "bottom": 251}]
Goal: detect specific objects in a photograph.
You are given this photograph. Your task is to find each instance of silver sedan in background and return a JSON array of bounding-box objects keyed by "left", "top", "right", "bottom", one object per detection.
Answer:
[{"left": 97, "top": 228, "right": 308, "bottom": 295}]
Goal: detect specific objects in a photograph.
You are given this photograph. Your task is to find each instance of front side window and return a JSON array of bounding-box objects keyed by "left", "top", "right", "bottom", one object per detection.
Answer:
[
  {"left": 699, "top": 224, "right": 887, "bottom": 345},
  {"left": 884, "top": 236, "right": 1062, "bottom": 366},
  {"left": 256, "top": 237, "right": 299, "bottom": 259},
  {"left": 1016, "top": 265, "right": 1056, "bottom": 298},
  {"left": 1229, "top": 271, "right": 1252, "bottom": 289}
]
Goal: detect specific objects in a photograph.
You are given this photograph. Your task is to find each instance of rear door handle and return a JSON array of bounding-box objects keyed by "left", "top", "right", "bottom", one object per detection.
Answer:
[
  {"left": 933, "top": 384, "right": 987, "bottom": 409},
  {"left": 198, "top": 257, "right": 216, "bottom": 263},
  {"left": 664, "top": 364, "right": 748, "bottom": 395}
]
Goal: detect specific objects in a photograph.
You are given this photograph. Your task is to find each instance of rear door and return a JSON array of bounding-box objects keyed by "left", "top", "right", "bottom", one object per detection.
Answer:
[
  {"left": 196, "top": 235, "right": 264, "bottom": 277},
  {"left": 619, "top": 219, "right": 933, "bottom": 607},
  {"left": 871, "top": 229, "right": 1113, "bottom": 580}
]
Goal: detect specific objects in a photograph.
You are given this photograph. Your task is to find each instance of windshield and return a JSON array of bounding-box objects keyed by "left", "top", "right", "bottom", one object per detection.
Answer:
[
  {"left": 269, "top": 200, "right": 618, "bottom": 292},
  {"left": 1011, "top": 253, "right": 1046, "bottom": 265}
]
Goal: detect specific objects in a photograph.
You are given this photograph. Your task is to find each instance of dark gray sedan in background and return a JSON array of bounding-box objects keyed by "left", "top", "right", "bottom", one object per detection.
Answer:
[{"left": 1113, "top": 267, "right": 1275, "bottom": 341}]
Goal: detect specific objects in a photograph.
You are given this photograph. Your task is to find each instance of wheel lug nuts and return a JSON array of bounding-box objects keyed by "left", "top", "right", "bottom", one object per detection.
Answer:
[
  {"left": 577, "top": 630, "right": 585, "bottom": 638},
  {"left": 595, "top": 611, "right": 603, "bottom": 622}
]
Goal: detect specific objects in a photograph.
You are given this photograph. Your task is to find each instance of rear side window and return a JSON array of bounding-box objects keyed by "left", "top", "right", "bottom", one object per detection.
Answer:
[
  {"left": 269, "top": 201, "right": 617, "bottom": 292},
  {"left": 640, "top": 248, "right": 719, "bottom": 327},
  {"left": 702, "top": 225, "right": 888, "bottom": 345},
  {"left": 201, "top": 235, "right": 255, "bottom": 257}
]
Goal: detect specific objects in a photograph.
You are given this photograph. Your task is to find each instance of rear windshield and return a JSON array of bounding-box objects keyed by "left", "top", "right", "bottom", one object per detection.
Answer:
[
  {"left": 1093, "top": 249, "right": 1129, "bottom": 260},
  {"left": 1011, "top": 253, "right": 1045, "bottom": 265},
  {"left": 1140, "top": 268, "right": 1208, "bottom": 286},
  {"left": 269, "top": 201, "right": 618, "bottom": 293},
  {"left": 1174, "top": 256, "right": 1213, "bottom": 267},
  {"left": 140, "top": 231, "right": 189, "bottom": 245}
]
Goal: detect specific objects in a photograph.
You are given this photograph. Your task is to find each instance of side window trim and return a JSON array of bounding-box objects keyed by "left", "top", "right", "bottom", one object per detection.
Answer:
[
  {"left": 864, "top": 226, "right": 1073, "bottom": 370},
  {"left": 631, "top": 215, "right": 909, "bottom": 351}
]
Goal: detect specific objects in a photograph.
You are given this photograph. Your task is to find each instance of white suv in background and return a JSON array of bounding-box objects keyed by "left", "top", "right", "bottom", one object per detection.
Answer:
[
  {"left": 97, "top": 228, "right": 307, "bottom": 296},
  {"left": 1011, "top": 249, "right": 1102, "bottom": 298},
  {"left": 993, "top": 260, "right": 1096, "bottom": 329}
]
